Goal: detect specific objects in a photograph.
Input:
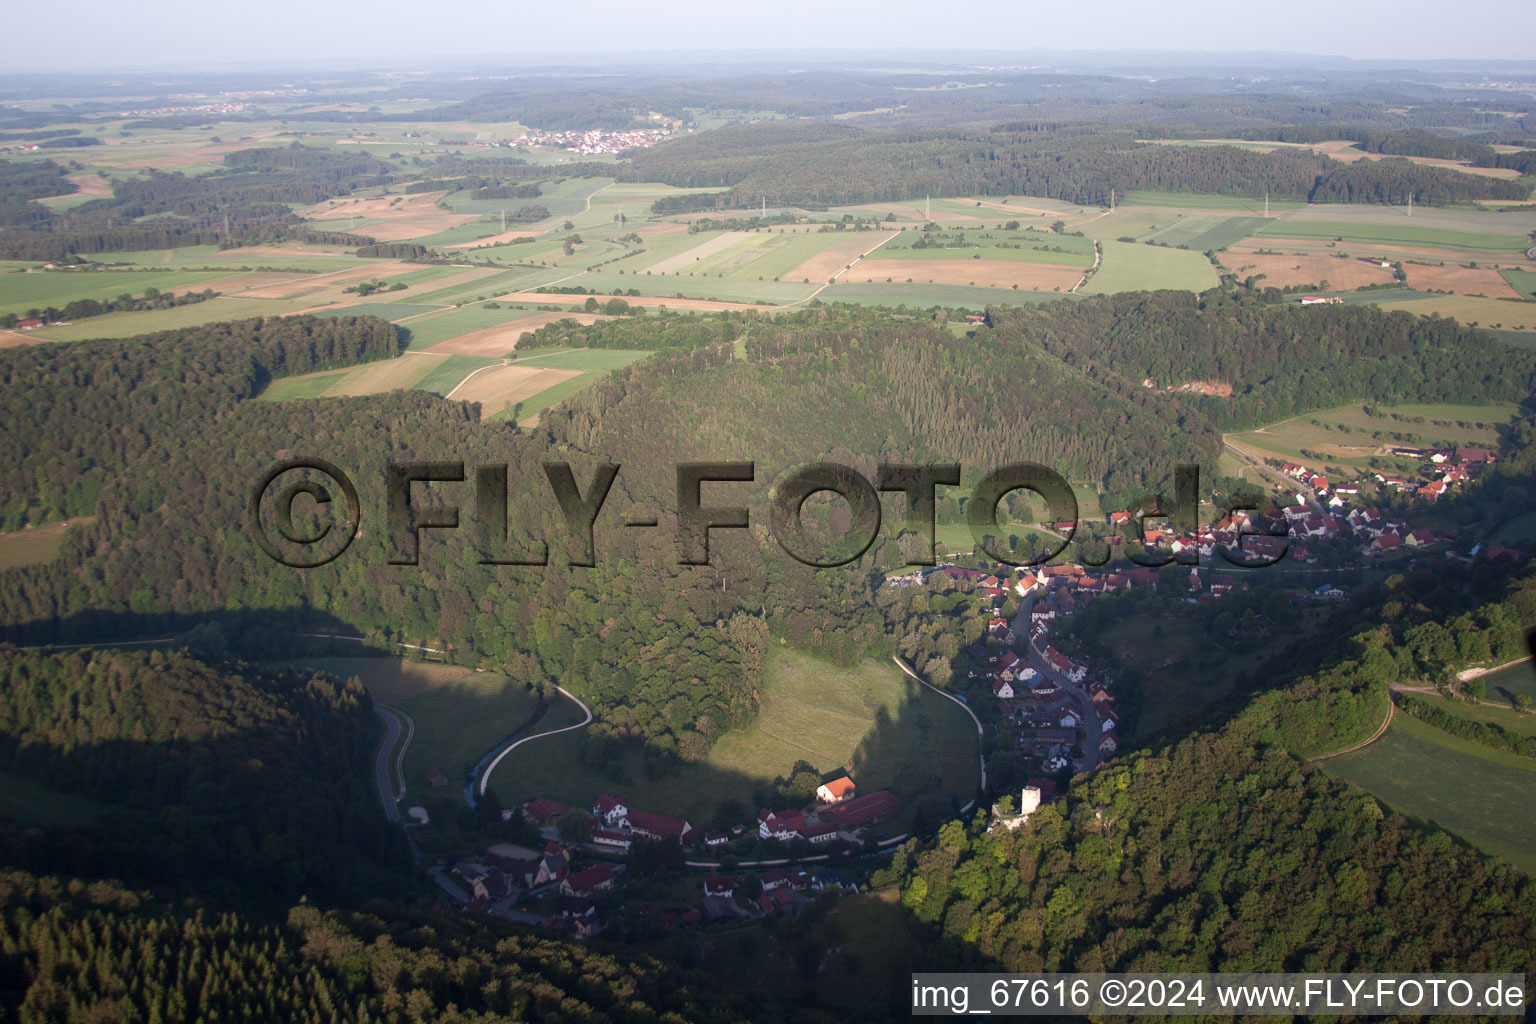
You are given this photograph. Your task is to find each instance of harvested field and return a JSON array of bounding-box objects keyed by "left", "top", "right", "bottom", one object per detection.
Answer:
[
  {"left": 861, "top": 257, "right": 1082, "bottom": 291},
  {"left": 446, "top": 365, "right": 584, "bottom": 417},
  {"left": 320, "top": 355, "right": 443, "bottom": 396},
  {"left": 305, "top": 192, "right": 478, "bottom": 241},
  {"left": 1322, "top": 147, "right": 1523, "bottom": 179},
  {"left": 1402, "top": 263, "right": 1524, "bottom": 299},
  {"left": 236, "top": 263, "right": 419, "bottom": 300},
  {"left": 491, "top": 290, "right": 763, "bottom": 312},
  {"left": 646, "top": 231, "right": 755, "bottom": 274},
  {"left": 780, "top": 233, "right": 892, "bottom": 283},
  {"left": 635, "top": 221, "right": 691, "bottom": 238},
  {"left": 165, "top": 271, "right": 306, "bottom": 296},
  {"left": 424, "top": 312, "right": 607, "bottom": 356},
  {"left": 1218, "top": 251, "right": 1397, "bottom": 290},
  {"left": 66, "top": 173, "right": 112, "bottom": 196},
  {"left": 444, "top": 219, "right": 559, "bottom": 248},
  {"left": 198, "top": 245, "right": 350, "bottom": 261},
  {"left": 1256, "top": 238, "right": 1528, "bottom": 263}
]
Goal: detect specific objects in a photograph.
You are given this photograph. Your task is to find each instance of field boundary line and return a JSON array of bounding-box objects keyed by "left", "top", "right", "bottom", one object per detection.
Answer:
[
  {"left": 443, "top": 360, "right": 510, "bottom": 400},
  {"left": 773, "top": 229, "right": 900, "bottom": 309},
  {"left": 892, "top": 656, "right": 987, "bottom": 791},
  {"left": 1309, "top": 695, "right": 1394, "bottom": 762},
  {"left": 477, "top": 685, "right": 593, "bottom": 798}
]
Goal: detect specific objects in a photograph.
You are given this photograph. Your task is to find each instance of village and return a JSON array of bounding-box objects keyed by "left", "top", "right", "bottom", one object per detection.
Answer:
[
  {"left": 420, "top": 442, "right": 1514, "bottom": 942},
  {"left": 490, "top": 125, "right": 679, "bottom": 155}
]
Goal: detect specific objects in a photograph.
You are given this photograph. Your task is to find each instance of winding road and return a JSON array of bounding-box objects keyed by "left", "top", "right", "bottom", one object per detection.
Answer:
[
  {"left": 476, "top": 685, "right": 593, "bottom": 799},
  {"left": 1011, "top": 594, "right": 1102, "bottom": 772},
  {"left": 892, "top": 656, "right": 987, "bottom": 798}
]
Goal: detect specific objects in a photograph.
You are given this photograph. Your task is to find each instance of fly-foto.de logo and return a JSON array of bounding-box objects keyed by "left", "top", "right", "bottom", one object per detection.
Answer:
[{"left": 248, "top": 459, "right": 1286, "bottom": 569}]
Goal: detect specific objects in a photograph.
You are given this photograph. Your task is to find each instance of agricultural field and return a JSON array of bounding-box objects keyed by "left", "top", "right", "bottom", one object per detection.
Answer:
[
  {"left": 1255, "top": 205, "right": 1536, "bottom": 257},
  {"left": 398, "top": 671, "right": 544, "bottom": 796},
  {"left": 482, "top": 646, "right": 979, "bottom": 831},
  {"left": 3, "top": 295, "right": 316, "bottom": 343},
  {"left": 400, "top": 305, "right": 565, "bottom": 351},
  {"left": 1120, "top": 190, "right": 1306, "bottom": 214},
  {"left": 1218, "top": 251, "right": 1398, "bottom": 290},
  {"left": 487, "top": 348, "right": 652, "bottom": 424},
  {"left": 1500, "top": 268, "right": 1536, "bottom": 299},
  {"left": 0, "top": 516, "right": 93, "bottom": 570},
  {"left": 1081, "top": 240, "right": 1219, "bottom": 294},
  {"left": 445, "top": 364, "right": 585, "bottom": 417},
  {"left": 1225, "top": 401, "right": 1519, "bottom": 474},
  {"left": 1138, "top": 215, "right": 1271, "bottom": 250},
  {"left": 1325, "top": 713, "right": 1536, "bottom": 874},
  {"left": 0, "top": 268, "right": 228, "bottom": 315},
  {"left": 1477, "top": 661, "right": 1536, "bottom": 706},
  {"left": 1376, "top": 294, "right": 1536, "bottom": 332}
]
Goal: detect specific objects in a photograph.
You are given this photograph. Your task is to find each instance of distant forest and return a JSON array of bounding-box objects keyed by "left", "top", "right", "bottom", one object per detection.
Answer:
[{"left": 624, "top": 123, "right": 1531, "bottom": 209}]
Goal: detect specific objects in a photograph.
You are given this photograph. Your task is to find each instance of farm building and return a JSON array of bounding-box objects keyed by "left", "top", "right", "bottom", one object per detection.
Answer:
[{"left": 824, "top": 790, "right": 900, "bottom": 829}]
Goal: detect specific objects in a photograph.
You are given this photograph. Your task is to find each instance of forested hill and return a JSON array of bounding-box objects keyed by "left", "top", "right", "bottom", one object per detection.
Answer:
[
  {"left": 622, "top": 123, "right": 1531, "bottom": 208},
  {"left": 0, "top": 313, "right": 401, "bottom": 530},
  {"left": 0, "top": 869, "right": 784, "bottom": 1023},
  {"left": 995, "top": 291, "right": 1536, "bottom": 431},
  {"left": 882, "top": 566, "right": 1536, "bottom": 974},
  {"left": 0, "top": 646, "right": 405, "bottom": 906},
  {"left": 0, "top": 300, "right": 1533, "bottom": 773}
]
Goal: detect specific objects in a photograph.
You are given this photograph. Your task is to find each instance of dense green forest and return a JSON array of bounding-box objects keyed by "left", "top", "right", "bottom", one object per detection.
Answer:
[
  {"left": 0, "top": 647, "right": 406, "bottom": 907},
  {"left": 623, "top": 123, "right": 1530, "bottom": 208},
  {"left": 0, "top": 868, "right": 794, "bottom": 1023},
  {"left": 0, "top": 146, "right": 392, "bottom": 259},
  {"left": 881, "top": 567, "right": 1536, "bottom": 974},
  {"left": 0, "top": 298, "right": 1531, "bottom": 771}
]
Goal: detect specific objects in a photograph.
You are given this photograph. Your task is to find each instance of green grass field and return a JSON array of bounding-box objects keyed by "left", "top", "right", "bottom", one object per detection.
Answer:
[
  {"left": 1257, "top": 219, "right": 1524, "bottom": 255},
  {"left": 0, "top": 770, "right": 117, "bottom": 827},
  {"left": 1122, "top": 190, "right": 1306, "bottom": 213},
  {"left": 257, "top": 370, "right": 350, "bottom": 401},
  {"left": 482, "top": 647, "right": 979, "bottom": 831},
  {"left": 511, "top": 348, "right": 651, "bottom": 372},
  {"left": 1081, "top": 241, "right": 1220, "bottom": 294},
  {"left": 310, "top": 302, "right": 447, "bottom": 321},
  {"left": 0, "top": 516, "right": 92, "bottom": 570},
  {"left": 399, "top": 305, "right": 552, "bottom": 350},
  {"left": 819, "top": 282, "right": 1078, "bottom": 310},
  {"left": 1497, "top": 268, "right": 1536, "bottom": 300},
  {"left": 0, "top": 269, "right": 229, "bottom": 315},
  {"left": 410, "top": 268, "right": 542, "bottom": 306},
  {"left": 1324, "top": 713, "right": 1536, "bottom": 874},
  {"left": 1140, "top": 215, "right": 1271, "bottom": 251},
  {"left": 1377, "top": 294, "right": 1536, "bottom": 332},
  {"left": 13, "top": 295, "right": 314, "bottom": 342},
  {"left": 1227, "top": 401, "right": 1519, "bottom": 472},
  {"left": 414, "top": 354, "right": 499, "bottom": 396},
  {"left": 1479, "top": 661, "right": 1536, "bottom": 705},
  {"left": 1410, "top": 692, "right": 1536, "bottom": 738},
  {"left": 398, "top": 671, "right": 544, "bottom": 795}
]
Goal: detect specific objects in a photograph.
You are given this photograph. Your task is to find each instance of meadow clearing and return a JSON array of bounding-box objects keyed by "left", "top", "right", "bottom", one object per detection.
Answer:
[
  {"left": 1325, "top": 711, "right": 1536, "bottom": 875},
  {"left": 481, "top": 646, "right": 979, "bottom": 832}
]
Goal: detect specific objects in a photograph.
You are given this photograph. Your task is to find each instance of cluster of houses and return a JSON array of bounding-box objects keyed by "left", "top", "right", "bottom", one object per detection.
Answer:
[
  {"left": 491, "top": 126, "right": 679, "bottom": 155},
  {"left": 459, "top": 775, "right": 895, "bottom": 939}
]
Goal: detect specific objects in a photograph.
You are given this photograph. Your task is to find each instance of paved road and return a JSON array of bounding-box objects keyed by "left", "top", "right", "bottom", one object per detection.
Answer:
[
  {"left": 892, "top": 656, "right": 987, "bottom": 795},
  {"left": 373, "top": 706, "right": 404, "bottom": 823},
  {"left": 1011, "top": 594, "right": 1102, "bottom": 772},
  {"left": 477, "top": 685, "right": 594, "bottom": 799}
]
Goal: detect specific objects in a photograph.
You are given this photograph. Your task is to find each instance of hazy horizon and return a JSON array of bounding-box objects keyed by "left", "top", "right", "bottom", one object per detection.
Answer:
[{"left": 7, "top": 0, "right": 1536, "bottom": 74}]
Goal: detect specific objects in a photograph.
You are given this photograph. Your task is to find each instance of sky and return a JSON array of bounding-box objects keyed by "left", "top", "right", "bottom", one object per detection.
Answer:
[{"left": 7, "top": 0, "right": 1536, "bottom": 72}]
